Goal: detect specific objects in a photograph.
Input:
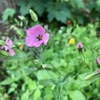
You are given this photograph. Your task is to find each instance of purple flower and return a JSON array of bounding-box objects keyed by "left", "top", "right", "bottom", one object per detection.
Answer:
[
  {"left": 1, "top": 38, "right": 15, "bottom": 56},
  {"left": 77, "top": 43, "right": 83, "bottom": 48},
  {"left": 97, "top": 57, "right": 100, "bottom": 65},
  {"left": 77, "top": 42, "right": 83, "bottom": 52},
  {"left": 26, "top": 24, "right": 49, "bottom": 47}
]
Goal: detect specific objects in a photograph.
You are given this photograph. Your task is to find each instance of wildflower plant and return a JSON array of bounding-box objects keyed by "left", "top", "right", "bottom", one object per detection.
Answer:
[
  {"left": 1, "top": 38, "right": 15, "bottom": 56},
  {"left": 26, "top": 25, "right": 49, "bottom": 47},
  {"left": 0, "top": 9, "right": 100, "bottom": 100},
  {"left": 69, "top": 38, "right": 75, "bottom": 45}
]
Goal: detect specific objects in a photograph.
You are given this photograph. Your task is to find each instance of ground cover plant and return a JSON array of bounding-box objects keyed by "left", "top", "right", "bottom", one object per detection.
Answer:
[{"left": 0, "top": 8, "right": 100, "bottom": 100}]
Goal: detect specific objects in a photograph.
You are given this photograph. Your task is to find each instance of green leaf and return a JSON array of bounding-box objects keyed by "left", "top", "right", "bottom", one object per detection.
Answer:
[
  {"left": 28, "top": 81, "right": 37, "bottom": 91},
  {"left": 21, "top": 91, "right": 29, "bottom": 100},
  {"left": 31, "top": 0, "right": 45, "bottom": 16},
  {"left": 70, "top": 0, "right": 85, "bottom": 9},
  {"left": 48, "top": 13, "right": 54, "bottom": 22},
  {"left": 85, "top": 71, "right": 98, "bottom": 80},
  {"left": 8, "top": 83, "right": 17, "bottom": 94},
  {"left": 11, "top": 26, "right": 24, "bottom": 37},
  {"left": 47, "top": 3, "right": 71, "bottom": 23},
  {"left": 33, "top": 89, "right": 41, "bottom": 100},
  {"left": 97, "top": 0, "right": 100, "bottom": 6},
  {"left": 39, "top": 79, "right": 54, "bottom": 86},
  {"left": 0, "top": 78, "right": 13, "bottom": 85},
  {"left": 69, "top": 90, "right": 86, "bottom": 100},
  {"left": 2, "top": 8, "right": 16, "bottom": 21},
  {"left": 20, "top": 4, "right": 30, "bottom": 15},
  {"left": 0, "top": 40, "right": 5, "bottom": 46},
  {"left": 36, "top": 70, "right": 57, "bottom": 81},
  {"left": 43, "top": 94, "right": 52, "bottom": 100},
  {"left": 0, "top": 50, "right": 9, "bottom": 56}
]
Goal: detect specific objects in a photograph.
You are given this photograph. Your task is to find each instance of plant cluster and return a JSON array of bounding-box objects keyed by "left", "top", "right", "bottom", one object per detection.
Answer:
[{"left": 0, "top": 9, "right": 100, "bottom": 100}]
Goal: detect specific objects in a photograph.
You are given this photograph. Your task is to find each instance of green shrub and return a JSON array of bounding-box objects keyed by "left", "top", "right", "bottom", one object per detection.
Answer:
[{"left": 17, "top": 0, "right": 100, "bottom": 24}]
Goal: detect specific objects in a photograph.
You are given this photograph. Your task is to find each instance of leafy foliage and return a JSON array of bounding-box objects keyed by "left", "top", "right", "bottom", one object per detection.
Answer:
[
  {"left": 0, "top": 20, "right": 100, "bottom": 99},
  {"left": 2, "top": 8, "right": 16, "bottom": 22},
  {"left": 0, "top": 3, "right": 100, "bottom": 100},
  {"left": 17, "top": 0, "right": 100, "bottom": 24},
  {"left": 69, "top": 90, "right": 86, "bottom": 100}
]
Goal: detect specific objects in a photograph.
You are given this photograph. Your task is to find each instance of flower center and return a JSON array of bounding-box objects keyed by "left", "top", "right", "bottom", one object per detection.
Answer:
[{"left": 37, "top": 35, "right": 42, "bottom": 40}]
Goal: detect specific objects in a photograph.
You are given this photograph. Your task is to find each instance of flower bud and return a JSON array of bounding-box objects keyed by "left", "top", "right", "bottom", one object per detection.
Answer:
[
  {"left": 29, "top": 9, "right": 38, "bottom": 22},
  {"left": 11, "top": 26, "right": 24, "bottom": 37},
  {"left": 77, "top": 42, "right": 83, "bottom": 52},
  {"left": 18, "top": 15, "right": 25, "bottom": 20},
  {"left": 66, "top": 20, "right": 72, "bottom": 25}
]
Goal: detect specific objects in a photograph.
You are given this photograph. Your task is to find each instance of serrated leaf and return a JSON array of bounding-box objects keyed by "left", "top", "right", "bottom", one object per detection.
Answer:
[
  {"left": 32, "top": 1, "right": 45, "bottom": 16},
  {"left": 20, "top": 4, "right": 30, "bottom": 15},
  {"left": 47, "top": 3, "right": 71, "bottom": 23},
  {"left": 48, "top": 13, "right": 55, "bottom": 22}
]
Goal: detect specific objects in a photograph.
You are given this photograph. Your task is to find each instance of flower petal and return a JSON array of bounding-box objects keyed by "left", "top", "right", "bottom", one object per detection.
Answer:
[
  {"left": 42, "top": 33, "right": 49, "bottom": 45},
  {"left": 77, "top": 43, "right": 83, "bottom": 49},
  {"left": 33, "top": 41, "right": 43, "bottom": 47},
  {"left": 6, "top": 38, "right": 13, "bottom": 47},
  {"left": 97, "top": 57, "right": 100, "bottom": 65},
  {"left": 27, "top": 27, "right": 38, "bottom": 37},
  {"left": 3, "top": 46, "right": 9, "bottom": 51},
  {"left": 26, "top": 37, "right": 38, "bottom": 47},
  {"left": 6, "top": 38, "right": 9, "bottom": 44},
  {"left": 9, "top": 48, "right": 15, "bottom": 56},
  {"left": 27, "top": 24, "right": 45, "bottom": 37},
  {"left": 34, "top": 25, "right": 45, "bottom": 36},
  {"left": 8, "top": 40, "right": 13, "bottom": 47}
]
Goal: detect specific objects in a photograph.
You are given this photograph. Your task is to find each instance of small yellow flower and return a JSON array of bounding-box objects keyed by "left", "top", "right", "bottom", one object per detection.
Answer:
[{"left": 69, "top": 38, "right": 75, "bottom": 44}]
